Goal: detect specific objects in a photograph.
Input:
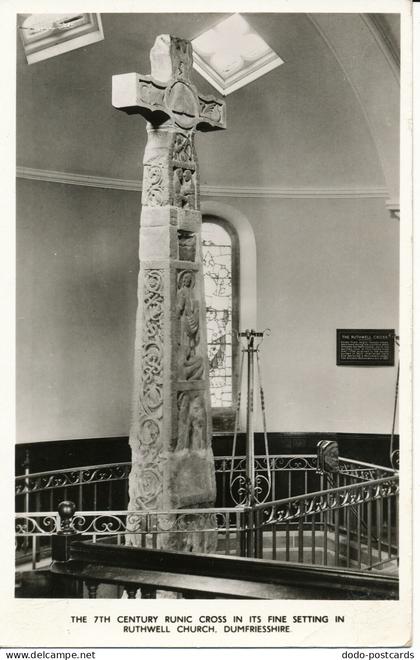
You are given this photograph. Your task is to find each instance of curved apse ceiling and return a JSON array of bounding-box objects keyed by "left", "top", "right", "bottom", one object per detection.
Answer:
[{"left": 16, "top": 12, "right": 399, "bottom": 196}]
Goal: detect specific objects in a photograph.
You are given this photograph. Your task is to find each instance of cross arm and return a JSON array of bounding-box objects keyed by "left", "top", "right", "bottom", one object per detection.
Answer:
[
  {"left": 112, "top": 72, "right": 226, "bottom": 132},
  {"left": 112, "top": 72, "right": 170, "bottom": 125},
  {"left": 197, "top": 93, "right": 226, "bottom": 132}
]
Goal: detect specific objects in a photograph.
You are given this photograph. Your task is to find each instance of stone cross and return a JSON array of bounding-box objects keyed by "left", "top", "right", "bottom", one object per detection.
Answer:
[{"left": 112, "top": 35, "right": 226, "bottom": 551}]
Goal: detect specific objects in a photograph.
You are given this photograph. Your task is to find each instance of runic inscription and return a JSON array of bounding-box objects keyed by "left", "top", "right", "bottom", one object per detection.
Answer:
[{"left": 112, "top": 34, "right": 226, "bottom": 551}]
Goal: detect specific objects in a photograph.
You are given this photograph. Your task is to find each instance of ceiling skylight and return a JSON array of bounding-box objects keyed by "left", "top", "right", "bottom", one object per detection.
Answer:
[
  {"left": 192, "top": 14, "right": 284, "bottom": 95},
  {"left": 19, "top": 13, "right": 104, "bottom": 64}
]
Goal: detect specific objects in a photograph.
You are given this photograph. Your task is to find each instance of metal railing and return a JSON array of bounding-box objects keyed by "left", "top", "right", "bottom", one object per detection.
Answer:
[
  {"left": 15, "top": 462, "right": 132, "bottom": 513},
  {"left": 15, "top": 455, "right": 398, "bottom": 573},
  {"left": 15, "top": 505, "right": 246, "bottom": 569},
  {"left": 251, "top": 473, "right": 399, "bottom": 570},
  {"left": 15, "top": 454, "right": 393, "bottom": 510}
]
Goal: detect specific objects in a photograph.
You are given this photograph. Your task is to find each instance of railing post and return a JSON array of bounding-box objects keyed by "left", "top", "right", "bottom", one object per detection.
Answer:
[
  {"left": 244, "top": 506, "right": 254, "bottom": 558},
  {"left": 51, "top": 501, "right": 82, "bottom": 597},
  {"left": 254, "top": 508, "right": 263, "bottom": 559},
  {"left": 357, "top": 502, "right": 362, "bottom": 569},
  {"left": 311, "top": 515, "right": 316, "bottom": 564},
  {"left": 221, "top": 459, "right": 226, "bottom": 508},
  {"left": 52, "top": 501, "right": 79, "bottom": 561},
  {"left": 298, "top": 503, "right": 304, "bottom": 563},
  {"left": 238, "top": 510, "right": 247, "bottom": 557},
  {"left": 86, "top": 581, "right": 99, "bottom": 598},
  {"left": 395, "top": 492, "right": 399, "bottom": 565},
  {"left": 367, "top": 490, "right": 373, "bottom": 568},
  {"left": 270, "top": 457, "right": 276, "bottom": 501},
  {"left": 150, "top": 512, "right": 157, "bottom": 549},
  {"left": 78, "top": 470, "right": 83, "bottom": 510},
  {"left": 376, "top": 495, "right": 383, "bottom": 565},
  {"left": 23, "top": 450, "right": 30, "bottom": 552},
  {"left": 125, "top": 586, "right": 139, "bottom": 599},
  {"left": 334, "top": 505, "right": 340, "bottom": 566}
]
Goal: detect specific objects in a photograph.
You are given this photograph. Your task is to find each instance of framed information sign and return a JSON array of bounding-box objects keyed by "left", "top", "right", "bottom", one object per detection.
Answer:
[{"left": 336, "top": 329, "right": 395, "bottom": 366}]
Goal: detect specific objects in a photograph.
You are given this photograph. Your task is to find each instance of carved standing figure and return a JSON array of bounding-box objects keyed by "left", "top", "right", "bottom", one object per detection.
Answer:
[
  {"left": 176, "top": 392, "right": 207, "bottom": 451},
  {"left": 176, "top": 271, "right": 204, "bottom": 380},
  {"left": 180, "top": 169, "right": 195, "bottom": 208}
]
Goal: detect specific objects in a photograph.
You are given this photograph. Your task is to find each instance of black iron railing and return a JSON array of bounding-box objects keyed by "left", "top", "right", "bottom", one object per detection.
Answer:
[{"left": 15, "top": 454, "right": 398, "bottom": 575}]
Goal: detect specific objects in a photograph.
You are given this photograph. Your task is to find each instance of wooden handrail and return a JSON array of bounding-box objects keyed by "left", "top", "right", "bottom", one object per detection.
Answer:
[{"left": 50, "top": 540, "right": 398, "bottom": 600}]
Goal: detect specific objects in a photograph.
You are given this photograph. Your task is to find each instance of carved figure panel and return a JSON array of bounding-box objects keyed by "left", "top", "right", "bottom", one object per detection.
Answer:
[
  {"left": 199, "top": 98, "right": 223, "bottom": 123},
  {"left": 173, "top": 167, "right": 197, "bottom": 209},
  {"left": 178, "top": 230, "right": 196, "bottom": 262},
  {"left": 176, "top": 270, "right": 204, "bottom": 381},
  {"left": 172, "top": 132, "right": 194, "bottom": 165},
  {"left": 176, "top": 391, "right": 207, "bottom": 451},
  {"left": 170, "top": 37, "right": 193, "bottom": 80}
]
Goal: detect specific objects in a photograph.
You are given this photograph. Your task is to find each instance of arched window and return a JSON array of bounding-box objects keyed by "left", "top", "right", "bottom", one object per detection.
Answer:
[{"left": 202, "top": 216, "right": 239, "bottom": 431}]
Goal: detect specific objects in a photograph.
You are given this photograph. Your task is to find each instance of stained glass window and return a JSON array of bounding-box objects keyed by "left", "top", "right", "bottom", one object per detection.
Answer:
[{"left": 202, "top": 221, "right": 235, "bottom": 408}]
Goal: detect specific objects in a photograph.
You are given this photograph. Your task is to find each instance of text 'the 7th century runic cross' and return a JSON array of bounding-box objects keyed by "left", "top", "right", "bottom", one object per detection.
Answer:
[{"left": 112, "top": 35, "right": 226, "bottom": 551}]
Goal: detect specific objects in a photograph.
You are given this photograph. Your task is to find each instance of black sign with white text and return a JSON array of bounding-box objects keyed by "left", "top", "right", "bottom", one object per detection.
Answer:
[{"left": 336, "top": 329, "right": 395, "bottom": 366}]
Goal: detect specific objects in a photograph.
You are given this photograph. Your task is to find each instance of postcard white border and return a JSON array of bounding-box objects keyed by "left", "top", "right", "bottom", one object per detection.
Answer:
[{"left": 0, "top": 0, "right": 414, "bottom": 650}]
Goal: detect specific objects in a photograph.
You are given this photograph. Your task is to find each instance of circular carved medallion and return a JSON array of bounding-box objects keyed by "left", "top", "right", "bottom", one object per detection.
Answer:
[
  {"left": 140, "top": 418, "right": 160, "bottom": 445},
  {"left": 166, "top": 80, "right": 198, "bottom": 129},
  {"left": 138, "top": 468, "right": 162, "bottom": 504}
]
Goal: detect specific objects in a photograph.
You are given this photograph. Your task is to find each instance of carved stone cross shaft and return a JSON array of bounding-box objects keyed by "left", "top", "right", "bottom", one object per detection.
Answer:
[{"left": 112, "top": 35, "right": 226, "bottom": 551}]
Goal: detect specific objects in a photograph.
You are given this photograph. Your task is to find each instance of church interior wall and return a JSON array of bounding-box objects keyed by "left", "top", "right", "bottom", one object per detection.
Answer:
[
  {"left": 16, "top": 178, "right": 399, "bottom": 455},
  {"left": 16, "top": 178, "right": 139, "bottom": 446},
  {"left": 216, "top": 194, "right": 399, "bottom": 436}
]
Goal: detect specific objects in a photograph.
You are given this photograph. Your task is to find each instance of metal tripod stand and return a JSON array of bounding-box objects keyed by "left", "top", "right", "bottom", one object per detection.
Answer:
[{"left": 229, "top": 328, "right": 271, "bottom": 508}]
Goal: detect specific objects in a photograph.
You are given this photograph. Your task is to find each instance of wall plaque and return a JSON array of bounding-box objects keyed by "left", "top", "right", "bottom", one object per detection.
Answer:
[{"left": 336, "top": 329, "right": 395, "bottom": 366}]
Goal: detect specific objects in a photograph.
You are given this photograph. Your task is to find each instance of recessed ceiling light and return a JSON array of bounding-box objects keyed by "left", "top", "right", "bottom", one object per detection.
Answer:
[
  {"left": 18, "top": 13, "right": 104, "bottom": 64},
  {"left": 192, "top": 14, "right": 284, "bottom": 95}
]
